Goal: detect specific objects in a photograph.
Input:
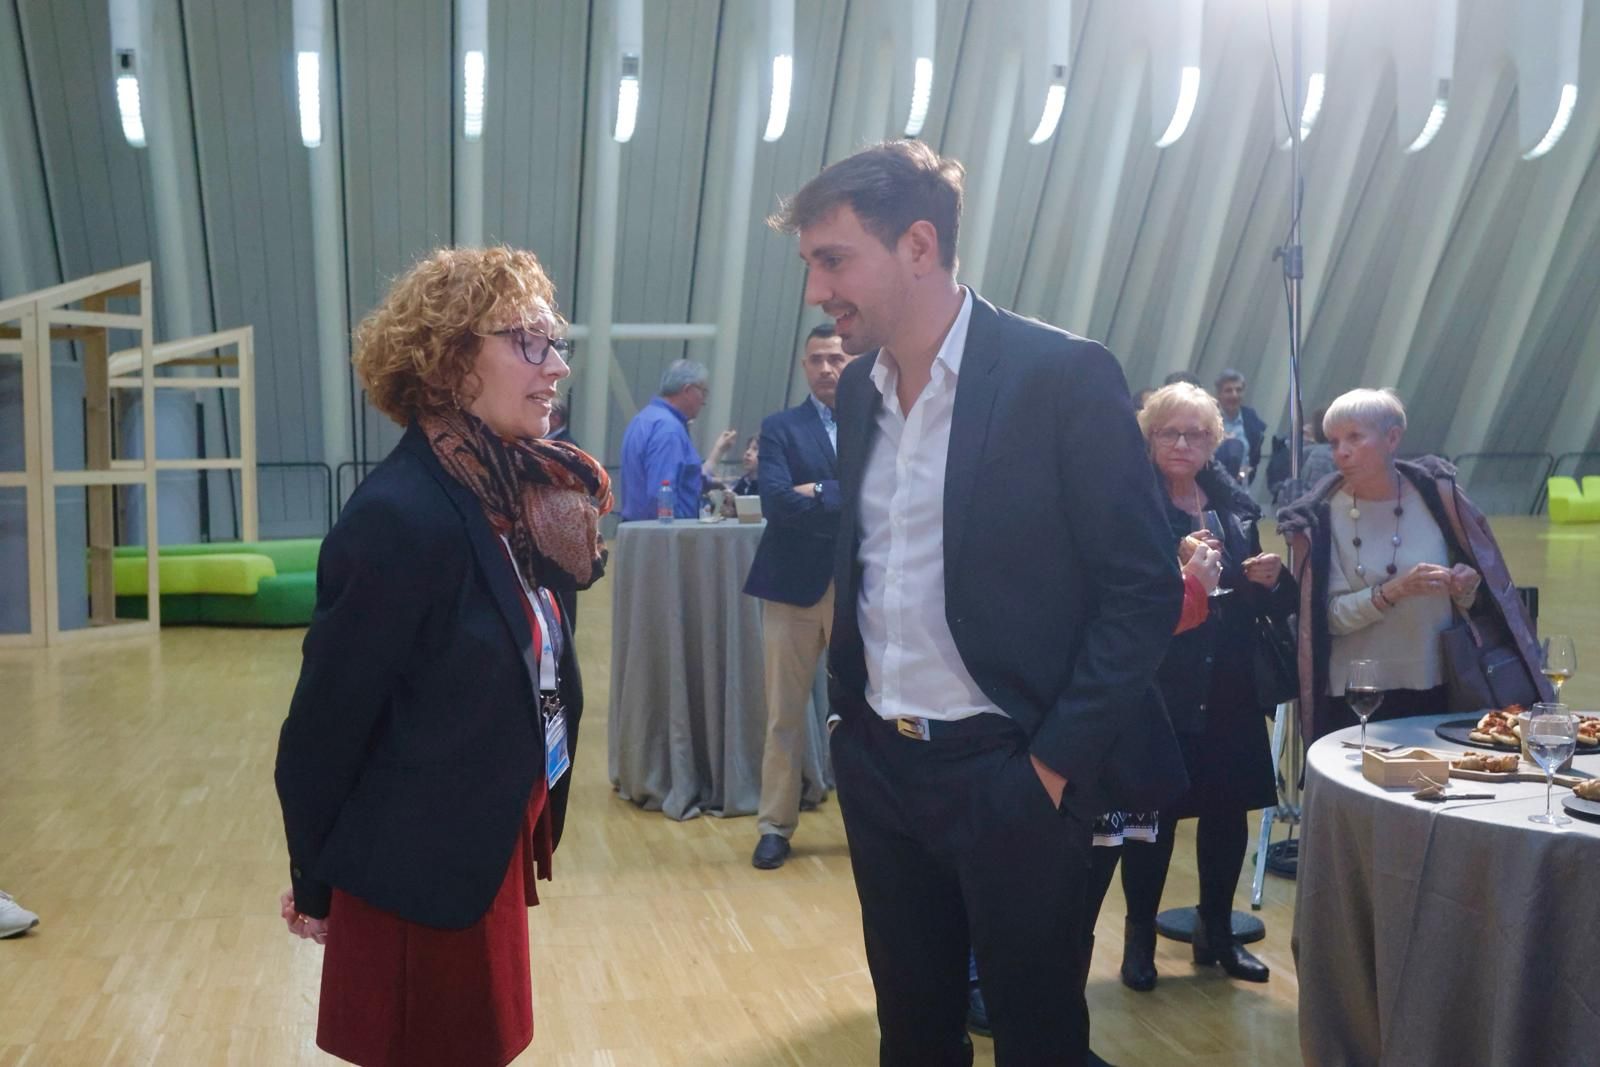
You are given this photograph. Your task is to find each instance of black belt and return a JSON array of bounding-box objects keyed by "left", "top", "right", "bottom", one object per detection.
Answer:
[{"left": 868, "top": 711, "right": 1016, "bottom": 742}]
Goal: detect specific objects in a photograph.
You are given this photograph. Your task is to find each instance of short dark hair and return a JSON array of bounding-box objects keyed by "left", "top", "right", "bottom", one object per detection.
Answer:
[
  {"left": 1216, "top": 368, "right": 1246, "bottom": 388},
  {"left": 1309, "top": 406, "right": 1329, "bottom": 444},
  {"left": 806, "top": 323, "right": 837, "bottom": 343},
  {"left": 770, "top": 140, "right": 965, "bottom": 270},
  {"left": 1163, "top": 370, "right": 1201, "bottom": 387}
]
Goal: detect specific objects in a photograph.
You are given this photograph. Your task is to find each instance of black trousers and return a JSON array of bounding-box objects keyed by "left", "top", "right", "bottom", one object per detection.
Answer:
[
  {"left": 1118, "top": 811, "right": 1250, "bottom": 926},
  {"left": 831, "top": 712, "right": 1094, "bottom": 1067}
]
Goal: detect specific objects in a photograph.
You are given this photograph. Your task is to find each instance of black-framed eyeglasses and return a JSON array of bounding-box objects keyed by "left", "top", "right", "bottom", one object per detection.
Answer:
[{"left": 493, "top": 328, "right": 574, "bottom": 366}]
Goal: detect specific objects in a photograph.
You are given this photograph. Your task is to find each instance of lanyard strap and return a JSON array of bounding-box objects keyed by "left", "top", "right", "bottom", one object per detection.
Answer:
[{"left": 499, "top": 536, "right": 561, "bottom": 692}]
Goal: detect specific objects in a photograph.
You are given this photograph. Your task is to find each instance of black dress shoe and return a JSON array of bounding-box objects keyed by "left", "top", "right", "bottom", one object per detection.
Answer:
[
  {"left": 1119, "top": 918, "right": 1157, "bottom": 992},
  {"left": 751, "top": 833, "right": 790, "bottom": 870},
  {"left": 1192, "top": 918, "right": 1270, "bottom": 983},
  {"left": 965, "top": 982, "right": 992, "bottom": 1037}
]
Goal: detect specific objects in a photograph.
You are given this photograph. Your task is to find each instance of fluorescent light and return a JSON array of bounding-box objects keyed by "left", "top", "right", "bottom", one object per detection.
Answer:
[
  {"left": 1028, "top": 83, "right": 1067, "bottom": 145},
  {"left": 1300, "top": 72, "right": 1325, "bottom": 140},
  {"left": 905, "top": 56, "right": 933, "bottom": 137},
  {"left": 1156, "top": 66, "right": 1200, "bottom": 148},
  {"left": 615, "top": 74, "right": 639, "bottom": 142},
  {"left": 762, "top": 53, "right": 792, "bottom": 143},
  {"left": 1406, "top": 96, "right": 1449, "bottom": 153},
  {"left": 116, "top": 73, "right": 146, "bottom": 148},
  {"left": 463, "top": 50, "right": 486, "bottom": 140},
  {"left": 1524, "top": 82, "right": 1578, "bottom": 160},
  {"left": 295, "top": 51, "right": 321, "bottom": 147}
]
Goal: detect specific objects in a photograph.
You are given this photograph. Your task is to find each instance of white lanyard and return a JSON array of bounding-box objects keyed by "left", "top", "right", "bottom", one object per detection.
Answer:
[{"left": 500, "top": 536, "right": 560, "bottom": 691}]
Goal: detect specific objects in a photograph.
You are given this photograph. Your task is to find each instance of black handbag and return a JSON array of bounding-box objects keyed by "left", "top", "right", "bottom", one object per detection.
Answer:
[
  {"left": 1440, "top": 605, "right": 1541, "bottom": 711},
  {"left": 1253, "top": 611, "right": 1299, "bottom": 708}
]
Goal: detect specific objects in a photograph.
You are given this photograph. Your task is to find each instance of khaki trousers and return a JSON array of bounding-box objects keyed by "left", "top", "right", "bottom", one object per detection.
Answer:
[{"left": 756, "top": 583, "right": 835, "bottom": 839}]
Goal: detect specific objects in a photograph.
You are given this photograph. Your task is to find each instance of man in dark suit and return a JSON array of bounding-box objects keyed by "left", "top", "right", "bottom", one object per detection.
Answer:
[
  {"left": 1215, "top": 369, "right": 1266, "bottom": 484},
  {"left": 772, "top": 141, "right": 1186, "bottom": 1066},
  {"left": 743, "top": 324, "right": 855, "bottom": 870}
]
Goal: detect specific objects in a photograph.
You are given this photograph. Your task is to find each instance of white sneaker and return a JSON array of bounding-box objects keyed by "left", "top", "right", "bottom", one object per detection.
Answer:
[{"left": 0, "top": 891, "right": 39, "bottom": 938}]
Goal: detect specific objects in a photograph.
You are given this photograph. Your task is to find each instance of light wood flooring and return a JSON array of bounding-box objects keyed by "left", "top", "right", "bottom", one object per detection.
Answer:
[{"left": 1, "top": 516, "right": 1595, "bottom": 1066}]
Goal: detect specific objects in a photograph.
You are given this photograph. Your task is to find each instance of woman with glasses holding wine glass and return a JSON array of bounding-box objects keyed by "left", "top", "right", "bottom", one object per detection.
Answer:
[
  {"left": 1278, "top": 388, "right": 1551, "bottom": 745},
  {"left": 1102, "top": 383, "right": 1298, "bottom": 989}
]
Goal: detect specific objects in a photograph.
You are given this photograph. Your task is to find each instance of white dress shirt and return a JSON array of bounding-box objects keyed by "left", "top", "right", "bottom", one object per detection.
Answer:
[{"left": 857, "top": 289, "right": 1004, "bottom": 723}]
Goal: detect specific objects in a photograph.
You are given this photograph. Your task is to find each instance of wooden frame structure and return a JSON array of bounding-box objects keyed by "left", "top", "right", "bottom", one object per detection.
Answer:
[
  {"left": 107, "top": 326, "right": 260, "bottom": 543},
  {"left": 0, "top": 264, "right": 159, "bottom": 647}
]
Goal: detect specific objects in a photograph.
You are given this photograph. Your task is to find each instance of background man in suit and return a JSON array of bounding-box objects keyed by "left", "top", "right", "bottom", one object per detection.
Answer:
[
  {"left": 772, "top": 141, "right": 1185, "bottom": 1066},
  {"left": 744, "top": 324, "right": 855, "bottom": 870},
  {"left": 1214, "top": 368, "right": 1266, "bottom": 484}
]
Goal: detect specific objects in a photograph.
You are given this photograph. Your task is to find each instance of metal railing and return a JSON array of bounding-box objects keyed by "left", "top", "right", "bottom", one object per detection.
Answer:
[
  {"left": 1450, "top": 452, "right": 1555, "bottom": 516},
  {"left": 257, "top": 461, "right": 335, "bottom": 536}
]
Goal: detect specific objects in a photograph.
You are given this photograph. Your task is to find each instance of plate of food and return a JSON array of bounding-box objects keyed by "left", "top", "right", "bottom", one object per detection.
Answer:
[
  {"left": 1438, "top": 708, "right": 1600, "bottom": 751},
  {"left": 1561, "top": 778, "right": 1600, "bottom": 822},
  {"left": 1435, "top": 707, "right": 1526, "bottom": 750},
  {"left": 1447, "top": 751, "right": 1593, "bottom": 784}
]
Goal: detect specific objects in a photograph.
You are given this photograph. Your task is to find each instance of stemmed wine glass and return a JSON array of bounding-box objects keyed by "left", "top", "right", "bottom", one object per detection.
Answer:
[
  {"left": 1541, "top": 636, "right": 1577, "bottom": 699},
  {"left": 1527, "top": 704, "right": 1577, "bottom": 826},
  {"left": 1345, "top": 659, "right": 1384, "bottom": 762},
  {"left": 1196, "top": 510, "right": 1232, "bottom": 597}
]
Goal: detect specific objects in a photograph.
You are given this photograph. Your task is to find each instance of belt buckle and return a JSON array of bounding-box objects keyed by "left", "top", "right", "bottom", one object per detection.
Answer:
[{"left": 895, "top": 717, "right": 930, "bottom": 741}]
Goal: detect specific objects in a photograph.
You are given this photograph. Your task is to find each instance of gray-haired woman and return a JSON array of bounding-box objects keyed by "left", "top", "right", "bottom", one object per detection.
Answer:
[{"left": 1278, "top": 388, "right": 1550, "bottom": 742}]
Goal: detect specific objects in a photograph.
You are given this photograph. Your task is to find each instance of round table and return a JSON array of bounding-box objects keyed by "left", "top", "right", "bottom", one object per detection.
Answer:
[
  {"left": 606, "top": 518, "right": 832, "bottom": 820},
  {"left": 1294, "top": 713, "right": 1600, "bottom": 1066}
]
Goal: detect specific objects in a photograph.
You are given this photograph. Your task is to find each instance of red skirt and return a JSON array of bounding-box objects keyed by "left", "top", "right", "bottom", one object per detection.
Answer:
[{"left": 316, "top": 778, "right": 553, "bottom": 1067}]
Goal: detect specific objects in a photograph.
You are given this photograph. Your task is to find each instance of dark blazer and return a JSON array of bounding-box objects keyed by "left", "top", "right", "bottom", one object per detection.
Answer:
[
  {"left": 828, "top": 292, "right": 1188, "bottom": 820},
  {"left": 743, "top": 398, "right": 842, "bottom": 607},
  {"left": 275, "top": 424, "right": 582, "bottom": 930},
  {"left": 1154, "top": 462, "right": 1298, "bottom": 734}
]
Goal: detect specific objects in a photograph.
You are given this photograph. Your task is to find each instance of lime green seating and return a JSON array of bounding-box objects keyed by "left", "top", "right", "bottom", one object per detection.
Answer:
[
  {"left": 1548, "top": 477, "right": 1600, "bottom": 524},
  {"left": 113, "top": 553, "right": 277, "bottom": 596},
  {"left": 111, "top": 539, "right": 321, "bottom": 626}
]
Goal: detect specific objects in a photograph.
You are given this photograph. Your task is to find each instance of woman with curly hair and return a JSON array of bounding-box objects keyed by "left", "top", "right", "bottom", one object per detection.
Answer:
[{"left": 274, "top": 246, "right": 610, "bottom": 1066}]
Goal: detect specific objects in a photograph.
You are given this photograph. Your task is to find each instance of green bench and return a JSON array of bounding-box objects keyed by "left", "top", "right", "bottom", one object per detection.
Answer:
[{"left": 111, "top": 538, "right": 321, "bottom": 627}]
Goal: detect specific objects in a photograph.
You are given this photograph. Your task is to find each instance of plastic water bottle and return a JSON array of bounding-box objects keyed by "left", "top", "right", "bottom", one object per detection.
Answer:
[{"left": 657, "top": 480, "right": 674, "bottom": 523}]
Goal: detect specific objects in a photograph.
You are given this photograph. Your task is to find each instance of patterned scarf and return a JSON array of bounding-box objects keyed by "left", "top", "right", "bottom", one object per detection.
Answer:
[{"left": 420, "top": 409, "right": 611, "bottom": 591}]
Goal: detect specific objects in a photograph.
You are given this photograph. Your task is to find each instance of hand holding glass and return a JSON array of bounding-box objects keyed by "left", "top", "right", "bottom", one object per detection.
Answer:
[{"left": 1195, "top": 510, "right": 1232, "bottom": 597}]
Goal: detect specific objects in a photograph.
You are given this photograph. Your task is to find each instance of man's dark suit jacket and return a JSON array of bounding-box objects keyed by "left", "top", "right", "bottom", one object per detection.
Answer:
[
  {"left": 743, "top": 399, "right": 841, "bottom": 607},
  {"left": 828, "top": 293, "right": 1188, "bottom": 820},
  {"left": 275, "top": 424, "right": 583, "bottom": 930}
]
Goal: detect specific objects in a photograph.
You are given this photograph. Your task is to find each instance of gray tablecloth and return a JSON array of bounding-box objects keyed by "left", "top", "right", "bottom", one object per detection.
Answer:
[
  {"left": 1295, "top": 714, "right": 1600, "bottom": 1066},
  {"left": 607, "top": 518, "right": 833, "bottom": 820}
]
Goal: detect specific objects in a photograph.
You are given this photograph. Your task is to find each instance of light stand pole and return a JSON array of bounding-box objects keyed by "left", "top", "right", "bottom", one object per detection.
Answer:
[
  {"left": 1155, "top": 0, "right": 1308, "bottom": 946},
  {"left": 1253, "top": 0, "right": 1308, "bottom": 905}
]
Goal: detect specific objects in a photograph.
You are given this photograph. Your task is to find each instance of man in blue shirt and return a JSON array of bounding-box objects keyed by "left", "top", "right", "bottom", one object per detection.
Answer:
[{"left": 619, "top": 359, "right": 737, "bottom": 520}]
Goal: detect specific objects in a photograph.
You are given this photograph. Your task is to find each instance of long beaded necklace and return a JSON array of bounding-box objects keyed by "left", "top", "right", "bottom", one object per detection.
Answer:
[{"left": 1348, "top": 473, "right": 1405, "bottom": 583}]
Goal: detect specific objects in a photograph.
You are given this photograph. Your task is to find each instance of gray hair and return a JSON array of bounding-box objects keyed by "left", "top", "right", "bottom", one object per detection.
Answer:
[
  {"left": 659, "top": 359, "right": 709, "bottom": 397},
  {"left": 1215, "top": 368, "right": 1245, "bottom": 388},
  {"left": 1322, "top": 388, "right": 1407, "bottom": 437}
]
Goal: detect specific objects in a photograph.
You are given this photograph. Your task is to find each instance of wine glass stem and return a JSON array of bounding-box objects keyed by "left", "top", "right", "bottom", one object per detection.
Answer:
[
  {"left": 1546, "top": 772, "right": 1554, "bottom": 819},
  {"left": 1359, "top": 720, "right": 1367, "bottom": 754}
]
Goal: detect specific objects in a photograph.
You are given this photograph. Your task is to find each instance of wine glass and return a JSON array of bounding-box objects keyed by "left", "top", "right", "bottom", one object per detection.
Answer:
[
  {"left": 1345, "top": 659, "right": 1384, "bottom": 762},
  {"left": 1196, "top": 510, "right": 1232, "bottom": 598},
  {"left": 1541, "top": 635, "right": 1576, "bottom": 698},
  {"left": 1526, "top": 704, "right": 1577, "bottom": 826}
]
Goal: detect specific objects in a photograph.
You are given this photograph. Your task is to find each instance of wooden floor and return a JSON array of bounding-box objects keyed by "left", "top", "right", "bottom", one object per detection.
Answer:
[{"left": 1, "top": 516, "right": 1595, "bottom": 1066}]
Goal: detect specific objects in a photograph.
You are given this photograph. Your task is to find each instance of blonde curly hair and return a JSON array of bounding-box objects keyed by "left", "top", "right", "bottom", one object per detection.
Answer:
[
  {"left": 1137, "top": 382, "right": 1225, "bottom": 455},
  {"left": 353, "top": 246, "right": 567, "bottom": 425}
]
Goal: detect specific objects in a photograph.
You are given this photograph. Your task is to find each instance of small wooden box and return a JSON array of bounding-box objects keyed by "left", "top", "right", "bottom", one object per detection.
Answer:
[{"left": 1361, "top": 747, "right": 1450, "bottom": 788}]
